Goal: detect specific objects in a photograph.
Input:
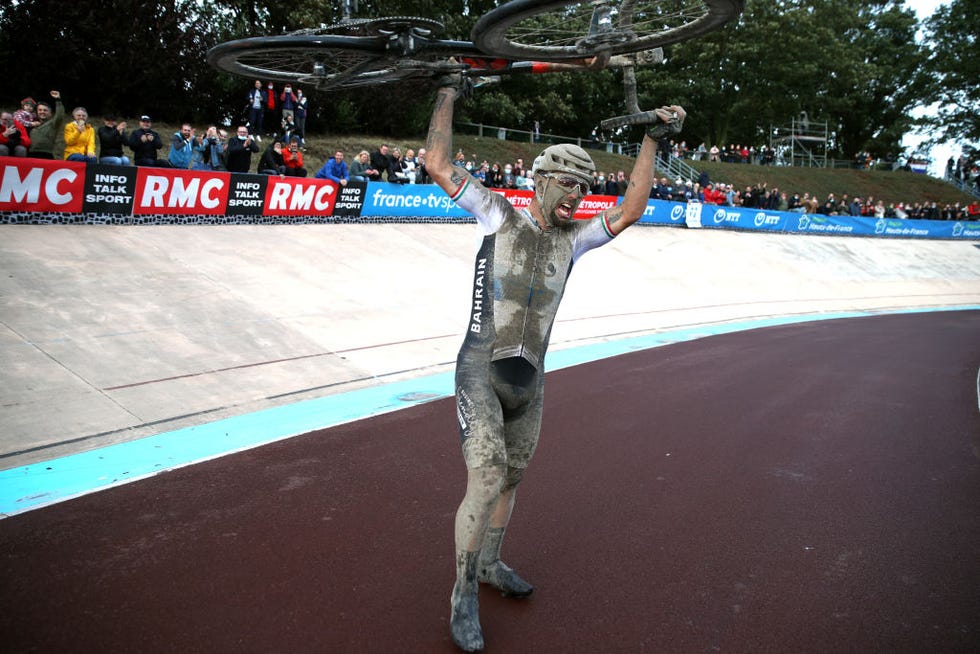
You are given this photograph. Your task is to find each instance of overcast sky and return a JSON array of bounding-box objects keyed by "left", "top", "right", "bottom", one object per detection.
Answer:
[
  {"left": 906, "top": 0, "right": 948, "bottom": 20},
  {"left": 900, "top": 1, "right": 959, "bottom": 174},
  {"left": 905, "top": 0, "right": 946, "bottom": 18}
]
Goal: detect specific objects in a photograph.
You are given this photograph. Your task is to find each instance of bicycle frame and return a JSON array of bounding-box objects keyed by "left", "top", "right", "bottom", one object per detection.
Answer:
[
  {"left": 207, "top": 27, "right": 660, "bottom": 92},
  {"left": 207, "top": 1, "right": 743, "bottom": 126}
]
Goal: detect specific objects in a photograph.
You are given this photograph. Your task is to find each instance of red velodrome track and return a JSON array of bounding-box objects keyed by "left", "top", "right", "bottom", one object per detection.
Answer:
[{"left": 1, "top": 310, "right": 978, "bottom": 653}]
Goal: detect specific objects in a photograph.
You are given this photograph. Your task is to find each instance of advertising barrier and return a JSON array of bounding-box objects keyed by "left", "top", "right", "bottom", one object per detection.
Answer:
[
  {"left": 1, "top": 159, "right": 977, "bottom": 239},
  {"left": 676, "top": 200, "right": 980, "bottom": 240}
]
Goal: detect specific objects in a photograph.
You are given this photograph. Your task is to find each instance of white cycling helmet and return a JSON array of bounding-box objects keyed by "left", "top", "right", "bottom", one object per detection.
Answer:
[{"left": 531, "top": 143, "right": 595, "bottom": 185}]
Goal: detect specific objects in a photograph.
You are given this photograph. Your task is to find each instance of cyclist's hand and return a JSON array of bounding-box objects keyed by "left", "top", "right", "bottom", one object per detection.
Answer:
[
  {"left": 647, "top": 105, "right": 686, "bottom": 140},
  {"left": 434, "top": 71, "right": 474, "bottom": 101}
]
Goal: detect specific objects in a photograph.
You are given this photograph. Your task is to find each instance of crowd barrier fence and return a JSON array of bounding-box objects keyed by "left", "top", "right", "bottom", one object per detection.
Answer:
[{"left": 2, "top": 159, "right": 978, "bottom": 240}]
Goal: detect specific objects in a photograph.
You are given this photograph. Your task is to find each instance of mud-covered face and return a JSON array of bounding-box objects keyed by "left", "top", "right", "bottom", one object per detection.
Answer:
[{"left": 534, "top": 173, "right": 589, "bottom": 227}]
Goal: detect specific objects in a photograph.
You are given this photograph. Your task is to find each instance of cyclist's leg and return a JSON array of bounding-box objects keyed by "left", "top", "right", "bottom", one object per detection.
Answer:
[
  {"left": 451, "top": 352, "right": 507, "bottom": 652},
  {"left": 477, "top": 357, "right": 543, "bottom": 597}
]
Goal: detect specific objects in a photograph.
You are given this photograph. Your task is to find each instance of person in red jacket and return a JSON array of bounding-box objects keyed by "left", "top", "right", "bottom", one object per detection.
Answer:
[
  {"left": 702, "top": 182, "right": 726, "bottom": 205},
  {"left": 282, "top": 136, "right": 307, "bottom": 177},
  {"left": 263, "top": 82, "right": 277, "bottom": 134},
  {"left": 0, "top": 110, "right": 31, "bottom": 157}
]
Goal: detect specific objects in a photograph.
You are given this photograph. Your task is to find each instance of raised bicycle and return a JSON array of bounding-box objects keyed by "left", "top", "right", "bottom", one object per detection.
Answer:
[{"left": 207, "top": 1, "right": 744, "bottom": 130}]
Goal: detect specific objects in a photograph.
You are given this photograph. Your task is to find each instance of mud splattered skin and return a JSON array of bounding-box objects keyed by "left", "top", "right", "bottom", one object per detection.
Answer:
[
  {"left": 484, "top": 213, "right": 573, "bottom": 367},
  {"left": 450, "top": 178, "right": 614, "bottom": 468}
]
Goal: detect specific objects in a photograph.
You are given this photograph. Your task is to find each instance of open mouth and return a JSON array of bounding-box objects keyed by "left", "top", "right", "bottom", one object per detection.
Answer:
[{"left": 555, "top": 201, "right": 574, "bottom": 220}]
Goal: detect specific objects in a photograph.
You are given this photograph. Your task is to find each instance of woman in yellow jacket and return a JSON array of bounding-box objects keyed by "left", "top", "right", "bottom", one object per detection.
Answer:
[{"left": 63, "top": 107, "right": 97, "bottom": 163}]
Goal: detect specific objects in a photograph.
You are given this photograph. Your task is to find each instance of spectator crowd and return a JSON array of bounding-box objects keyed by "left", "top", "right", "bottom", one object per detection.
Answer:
[
  {"left": 0, "top": 85, "right": 312, "bottom": 175},
  {"left": 668, "top": 139, "right": 930, "bottom": 173},
  {"left": 2, "top": 85, "right": 977, "bottom": 222},
  {"left": 946, "top": 155, "right": 980, "bottom": 190}
]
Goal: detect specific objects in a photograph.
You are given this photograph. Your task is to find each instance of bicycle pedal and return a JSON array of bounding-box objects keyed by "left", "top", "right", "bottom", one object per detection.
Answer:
[{"left": 472, "top": 76, "right": 501, "bottom": 88}]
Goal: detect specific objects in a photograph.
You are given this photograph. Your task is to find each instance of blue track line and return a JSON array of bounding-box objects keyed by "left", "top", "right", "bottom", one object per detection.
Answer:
[{"left": 2, "top": 306, "right": 977, "bottom": 517}]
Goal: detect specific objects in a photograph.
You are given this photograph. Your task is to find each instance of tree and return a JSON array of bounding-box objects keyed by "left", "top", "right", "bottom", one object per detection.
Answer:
[
  {"left": 199, "top": 1, "right": 501, "bottom": 135},
  {"left": 622, "top": 0, "right": 923, "bottom": 158},
  {"left": 917, "top": 0, "right": 980, "bottom": 146},
  {"left": 0, "top": 0, "right": 936, "bottom": 152},
  {"left": 0, "top": 0, "right": 229, "bottom": 122}
]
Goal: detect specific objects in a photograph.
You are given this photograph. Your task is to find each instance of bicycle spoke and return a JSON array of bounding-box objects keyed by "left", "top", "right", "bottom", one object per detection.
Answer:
[
  {"left": 499, "top": 1, "right": 709, "bottom": 49},
  {"left": 207, "top": 17, "right": 477, "bottom": 91},
  {"left": 231, "top": 48, "right": 369, "bottom": 81},
  {"left": 207, "top": 3, "right": 743, "bottom": 89},
  {"left": 474, "top": 0, "right": 744, "bottom": 60}
]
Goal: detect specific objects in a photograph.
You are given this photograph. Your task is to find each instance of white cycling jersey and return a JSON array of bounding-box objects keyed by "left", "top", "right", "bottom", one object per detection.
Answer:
[{"left": 451, "top": 176, "right": 615, "bottom": 369}]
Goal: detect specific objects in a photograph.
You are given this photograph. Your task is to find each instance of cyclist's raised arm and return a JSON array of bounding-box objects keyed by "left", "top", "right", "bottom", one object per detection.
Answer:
[
  {"left": 425, "top": 87, "right": 458, "bottom": 194},
  {"left": 606, "top": 105, "right": 686, "bottom": 236},
  {"left": 425, "top": 75, "right": 474, "bottom": 196}
]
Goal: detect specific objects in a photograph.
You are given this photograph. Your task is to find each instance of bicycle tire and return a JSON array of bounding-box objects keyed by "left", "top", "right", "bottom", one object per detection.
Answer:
[
  {"left": 306, "top": 16, "right": 446, "bottom": 37},
  {"left": 473, "top": 0, "right": 745, "bottom": 61},
  {"left": 207, "top": 34, "right": 388, "bottom": 89},
  {"left": 207, "top": 19, "right": 469, "bottom": 90}
]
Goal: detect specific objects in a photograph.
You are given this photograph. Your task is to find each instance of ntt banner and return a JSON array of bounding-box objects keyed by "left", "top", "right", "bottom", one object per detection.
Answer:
[
  {"left": 637, "top": 198, "right": 980, "bottom": 240},
  {"left": 1, "top": 160, "right": 976, "bottom": 239}
]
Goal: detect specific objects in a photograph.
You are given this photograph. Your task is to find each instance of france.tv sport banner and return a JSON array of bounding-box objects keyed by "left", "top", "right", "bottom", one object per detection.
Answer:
[{"left": 358, "top": 182, "right": 618, "bottom": 220}]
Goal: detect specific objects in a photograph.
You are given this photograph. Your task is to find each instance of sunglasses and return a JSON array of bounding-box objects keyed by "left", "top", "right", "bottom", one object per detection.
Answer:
[{"left": 546, "top": 174, "right": 589, "bottom": 195}]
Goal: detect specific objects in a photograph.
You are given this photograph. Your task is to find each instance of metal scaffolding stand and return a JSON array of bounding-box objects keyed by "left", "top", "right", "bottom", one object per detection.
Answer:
[{"left": 770, "top": 112, "right": 829, "bottom": 168}]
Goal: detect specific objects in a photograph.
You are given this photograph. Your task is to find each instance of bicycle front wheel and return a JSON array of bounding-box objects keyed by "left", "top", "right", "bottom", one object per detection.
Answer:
[
  {"left": 207, "top": 35, "right": 392, "bottom": 89},
  {"left": 473, "top": 0, "right": 745, "bottom": 61}
]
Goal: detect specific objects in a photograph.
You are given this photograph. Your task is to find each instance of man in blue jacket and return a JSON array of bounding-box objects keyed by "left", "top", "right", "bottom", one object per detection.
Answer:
[
  {"left": 168, "top": 124, "right": 194, "bottom": 169},
  {"left": 315, "top": 149, "right": 350, "bottom": 186}
]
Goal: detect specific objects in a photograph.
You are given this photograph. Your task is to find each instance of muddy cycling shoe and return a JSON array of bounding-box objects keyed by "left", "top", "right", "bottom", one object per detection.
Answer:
[
  {"left": 450, "top": 583, "right": 485, "bottom": 652},
  {"left": 478, "top": 560, "right": 534, "bottom": 598}
]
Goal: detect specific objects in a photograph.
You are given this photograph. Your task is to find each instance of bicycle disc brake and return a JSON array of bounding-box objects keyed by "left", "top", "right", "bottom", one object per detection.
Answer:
[{"left": 577, "top": 3, "right": 637, "bottom": 52}]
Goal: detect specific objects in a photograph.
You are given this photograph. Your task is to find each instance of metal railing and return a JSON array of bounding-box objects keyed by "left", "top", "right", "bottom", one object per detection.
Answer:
[
  {"left": 618, "top": 142, "right": 703, "bottom": 182},
  {"left": 655, "top": 153, "right": 702, "bottom": 183},
  {"left": 455, "top": 121, "right": 625, "bottom": 154},
  {"left": 944, "top": 174, "right": 980, "bottom": 200}
]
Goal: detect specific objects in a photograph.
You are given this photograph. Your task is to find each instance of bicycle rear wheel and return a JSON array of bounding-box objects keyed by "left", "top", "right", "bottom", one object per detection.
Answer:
[
  {"left": 473, "top": 0, "right": 744, "bottom": 61},
  {"left": 207, "top": 35, "right": 391, "bottom": 89},
  {"left": 207, "top": 19, "right": 468, "bottom": 90}
]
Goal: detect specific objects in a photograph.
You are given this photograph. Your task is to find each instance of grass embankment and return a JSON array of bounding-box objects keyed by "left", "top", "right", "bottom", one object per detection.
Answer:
[
  {"left": 307, "top": 131, "right": 974, "bottom": 207},
  {"left": 129, "top": 121, "right": 977, "bottom": 207}
]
